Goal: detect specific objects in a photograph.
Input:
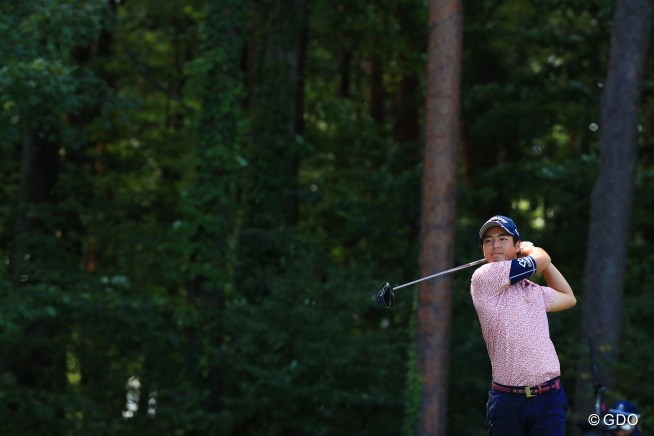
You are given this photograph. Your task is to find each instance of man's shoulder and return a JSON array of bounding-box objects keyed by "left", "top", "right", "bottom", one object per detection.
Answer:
[
  {"left": 472, "top": 261, "right": 511, "bottom": 279},
  {"left": 471, "top": 261, "right": 511, "bottom": 293}
]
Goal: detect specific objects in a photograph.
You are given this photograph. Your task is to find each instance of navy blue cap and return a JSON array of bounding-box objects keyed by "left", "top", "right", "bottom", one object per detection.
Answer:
[
  {"left": 479, "top": 215, "right": 520, "bottom": 241},
  {"left": 609, "top": 400, "right": 640, "bottom": 416}
]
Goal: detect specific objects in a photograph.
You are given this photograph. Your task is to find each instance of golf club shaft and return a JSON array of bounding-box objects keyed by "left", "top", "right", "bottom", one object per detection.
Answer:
[{"left": 393, "top": 258, "right": 486, "bottom": 290}]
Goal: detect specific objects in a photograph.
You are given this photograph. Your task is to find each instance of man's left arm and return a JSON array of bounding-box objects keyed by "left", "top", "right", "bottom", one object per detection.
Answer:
[{"left": 542, "top": 263, "right": 576, "bottom": 312}]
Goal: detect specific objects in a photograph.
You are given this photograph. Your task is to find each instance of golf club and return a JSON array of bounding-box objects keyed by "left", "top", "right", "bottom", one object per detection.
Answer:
[{"left": 376, "top": 258, "right": 486, "bottom": 307}]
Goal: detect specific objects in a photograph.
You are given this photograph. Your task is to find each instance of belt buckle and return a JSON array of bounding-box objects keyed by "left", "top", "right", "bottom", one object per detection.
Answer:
[{"left": 524, "top": 386, "right": 534, "bottom": 398}]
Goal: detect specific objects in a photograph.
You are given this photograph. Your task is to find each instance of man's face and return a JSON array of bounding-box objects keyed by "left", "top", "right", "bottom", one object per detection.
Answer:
[{"left": 481, "top": 226, "right": 520, "bottom": 262}]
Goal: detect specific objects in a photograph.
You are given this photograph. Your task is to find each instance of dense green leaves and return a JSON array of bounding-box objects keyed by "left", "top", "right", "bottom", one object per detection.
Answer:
[{"left": 1, "top": 0, "right": 653, "bottom": 433}]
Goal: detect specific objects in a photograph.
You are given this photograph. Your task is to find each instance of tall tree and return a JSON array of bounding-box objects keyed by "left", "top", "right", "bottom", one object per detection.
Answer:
[
  {"left": 180, "top": 0, "right": 249, "bottom": 429},
  {"left": 245, "top": 0, "right": 307, "bottom": 228},
  {"left": 1, "top": 1, "right": 111, "bottom": 432},
  {"left": 416, "top": 0, "right": 462, "bottom": 434},
  {"left": 573, "top": 0, "right": 652, "bottom": 423},
  {"left": 238, "top": 0, "right": 307, "bottom": 300}
]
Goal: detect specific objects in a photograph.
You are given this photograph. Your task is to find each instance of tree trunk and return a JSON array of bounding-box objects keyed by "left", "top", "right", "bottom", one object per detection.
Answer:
[
  {"left": 417, "top": 0, "right": 462, "bottom": 434},
  {"left": 238, "top": 0, "right": 307, "bottom": 301},
  {"left": 12, "top": 129, "right": 36, "bottom": 284},
  {"left": 183, "top": 0, "right": 250, "bottom": 417},
  {"left": 393, "top": 74, "right": 420, "bottom": 146},
  {"left": 245, "top": 0, "right": 306, "bottom": 230},
  {"left": 370, "top": 54, "right": 385, "bottom": 125},
  {"left": 12, "top": 125, "right": 60, "bottom": 284},
  {"left": 573, "top": 0, "right": 652, "bottom": 425},
  {"left": 339, "top": 50, "right": 352, "bottom": 98}
]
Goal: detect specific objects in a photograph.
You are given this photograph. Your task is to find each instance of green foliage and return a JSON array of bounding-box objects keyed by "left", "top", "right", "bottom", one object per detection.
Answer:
[
  {"left": 219, "top": 238, "right": 408, "bottom": 435},
  {"left": 1, "top": 0, "right": 653, "bottom": 434},
  {"left": 0, "top": 0, "right": 106, "bottom": 126}
]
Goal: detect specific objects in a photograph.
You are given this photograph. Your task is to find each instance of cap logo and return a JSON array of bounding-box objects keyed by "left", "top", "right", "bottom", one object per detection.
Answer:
[{"left": 479, "top": 215, "right": 520, "bottom": 240}]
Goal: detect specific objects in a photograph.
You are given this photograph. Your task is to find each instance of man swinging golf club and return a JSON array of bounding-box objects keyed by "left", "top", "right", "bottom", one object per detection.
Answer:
[{"left": 471, "top": 215, "right": 576, "bottom": 435}]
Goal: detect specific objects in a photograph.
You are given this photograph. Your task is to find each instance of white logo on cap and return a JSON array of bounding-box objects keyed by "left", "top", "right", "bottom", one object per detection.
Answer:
[{"left": 489, "top": 216, "right": 507, "bottom": 223}]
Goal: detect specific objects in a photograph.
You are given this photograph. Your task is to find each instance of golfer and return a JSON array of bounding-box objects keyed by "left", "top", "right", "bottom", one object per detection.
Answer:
[{"left": 470, "top": 215, "right": 577, "bottom": 435}]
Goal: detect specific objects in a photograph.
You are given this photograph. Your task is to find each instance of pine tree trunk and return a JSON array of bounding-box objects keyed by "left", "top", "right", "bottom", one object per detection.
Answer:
[
  {"left": 238, "top": 0, "right": 307, "bottom": 301},
  {"left": 183, "top": 0, "right": 250, "bottom": 417},
  {"left": 573, "top": 0, "right": 652, "bottom": 425},
  {"left": 246, "top": 0, "right": 307, "bottom": 230},
  {"left": 417, "top": 0, "right": 462, "bottom": 434},
  {"left": 12, "top": 129, "right": 36, "bottom": 284}
]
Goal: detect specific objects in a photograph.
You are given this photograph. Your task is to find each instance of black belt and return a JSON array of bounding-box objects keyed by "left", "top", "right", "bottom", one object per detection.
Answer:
[{"left": 491, "top": 377, "right": 561, "bottom": 398}]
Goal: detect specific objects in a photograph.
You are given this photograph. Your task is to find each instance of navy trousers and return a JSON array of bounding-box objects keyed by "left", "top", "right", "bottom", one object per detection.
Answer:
[{"left": 486, "top": 382, "right": 567, "bottom": 435}]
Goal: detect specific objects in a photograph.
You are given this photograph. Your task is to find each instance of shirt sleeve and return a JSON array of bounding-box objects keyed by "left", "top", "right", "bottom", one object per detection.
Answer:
[
  {"left": 471, "top": 262, "right": 511, "bottom": 297},
  {"left": 509, "top": 256, "right": 537, "bottom": 284},
  {"left": 542, "top": 286, "right": 555, "bottom": 311}
]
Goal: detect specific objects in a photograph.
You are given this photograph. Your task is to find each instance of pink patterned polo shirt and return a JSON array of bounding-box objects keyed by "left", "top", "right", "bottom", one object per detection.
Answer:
[{"left": 470, "top": 260, "right": 560, "bottom": 386}]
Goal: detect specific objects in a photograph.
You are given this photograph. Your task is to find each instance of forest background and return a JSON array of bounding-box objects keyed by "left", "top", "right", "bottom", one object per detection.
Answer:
[{"left": 1, "top": 0, "right": 653, "bottom": 434}]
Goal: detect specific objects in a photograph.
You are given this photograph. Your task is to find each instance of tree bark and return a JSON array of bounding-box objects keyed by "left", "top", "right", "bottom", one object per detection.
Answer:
[
  {"left": 370, "top": 54, "right": 385, "bottom": 125},
  {"left": 417, "top": 0, "right": 462, "bottom": 434},
  {"left": 573, "top": 0, "right": 652, "bottom": 426},
  {"left": 12, "top": 129, "right": 36, "bottom": 284},
  {"left": 246, "top": 0, "right": 306, "bottom": 229}
]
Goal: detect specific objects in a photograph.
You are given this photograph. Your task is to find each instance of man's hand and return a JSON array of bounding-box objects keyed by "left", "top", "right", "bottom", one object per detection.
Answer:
[{"left": 519, "top": 241, "right": 534, "bottom": 257}]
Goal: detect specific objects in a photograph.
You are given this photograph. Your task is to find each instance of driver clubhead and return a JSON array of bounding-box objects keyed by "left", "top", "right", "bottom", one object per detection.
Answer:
[{"left": 377, "top": 282, "right": 395, "bottom": 308}]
